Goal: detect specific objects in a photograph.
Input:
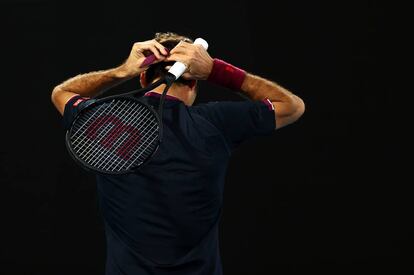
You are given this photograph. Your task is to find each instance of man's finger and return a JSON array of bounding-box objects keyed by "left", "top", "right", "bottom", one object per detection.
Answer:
[
  {"left": 170, "top": 47, "right": 186, "bottom": 55},
  {"left": 139, "top": 54, "right": 166, "bottom": 68},
  {"left": 169, "top": 41, "right": 190, "bottom": 55},
  {"left": 153, "top": 41, "right": 169, "bottom": 56},
  {"left": 180, "top": 72, "right": 193, "bottom": 80},
  {"left": 147, "top": 45, "right": 162, "bottom": 59},
  {"left": 165, "top": 53, "right": 187, "bottom": 63}
]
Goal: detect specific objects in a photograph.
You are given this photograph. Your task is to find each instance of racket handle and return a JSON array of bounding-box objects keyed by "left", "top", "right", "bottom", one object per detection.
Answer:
[{"left": 167, "top": 38, "right": 209, "bottom": 80}]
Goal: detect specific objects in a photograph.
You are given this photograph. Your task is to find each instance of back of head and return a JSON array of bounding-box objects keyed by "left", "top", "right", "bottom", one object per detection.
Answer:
[{"left": 145, "top": 32, "right": 194, "bottom": 86}]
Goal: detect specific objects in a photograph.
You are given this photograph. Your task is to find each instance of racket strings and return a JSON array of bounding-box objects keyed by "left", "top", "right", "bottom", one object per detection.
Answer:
[
  {"left": 75, "top": 106, "right": 157, "bottom": 171},
  {"left": 74, "top": 100, "right": 131, "bottom": 155},
  {"left": 83, "top": 102, "right": 147, "bottom": 165},
  {"left": 71, "top": 100, "right": 120, "bottom": 144},
  {"left": 69, "top": 98, "right": 159, "bottom": 172},
  {"left": 72, "top": 100, "right": 131, "bottom": 163},
  {"left": 74, "top": 101, "right": 138, "bottom": 164},
  {"left": 113, "top": 120, "right": 159, "bottom": 171},
  {"left": 98, "top": 109, "right": 159, "bottom": 171}
]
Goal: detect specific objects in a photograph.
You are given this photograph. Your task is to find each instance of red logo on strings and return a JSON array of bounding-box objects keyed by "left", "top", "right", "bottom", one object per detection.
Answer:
[{"left": 86, "top": 115, "right": 142, "bottom": 161}]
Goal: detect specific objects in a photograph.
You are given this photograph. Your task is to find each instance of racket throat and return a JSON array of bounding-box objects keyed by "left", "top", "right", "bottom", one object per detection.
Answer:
[
  {"left": 157, "top": 75, "right": 175, "bottom": 118},
  {"left": 164, "top": 73, "right": 177, "bottom": 86}
]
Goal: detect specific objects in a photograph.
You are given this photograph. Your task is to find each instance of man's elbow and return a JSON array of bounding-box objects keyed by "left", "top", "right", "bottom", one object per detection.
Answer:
[
  {"left": 293, "top": 96, "right": 305, "bottom": 119},
  {"left": 284, "top": 96, "right": 305, "bottom": 123},
  {"left": 274, "top": 96, "right": 305, "bottom": 129},
  {"left": 51, "top": 86, "right": 62, "bottom": 106},
  {"left": 51, "top": 86, "right": 71, "bottom": 115}
]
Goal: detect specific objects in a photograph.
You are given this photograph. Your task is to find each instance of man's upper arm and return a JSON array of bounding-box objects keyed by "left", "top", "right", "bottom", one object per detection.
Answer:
[{"left": 192, "top": 100, "right": 276, "bottom": 150}]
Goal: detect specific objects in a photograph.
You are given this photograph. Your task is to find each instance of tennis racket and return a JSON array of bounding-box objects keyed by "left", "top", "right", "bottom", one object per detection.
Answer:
[{"left": 65, "top": 38, "right": 209, "bottom": 174}]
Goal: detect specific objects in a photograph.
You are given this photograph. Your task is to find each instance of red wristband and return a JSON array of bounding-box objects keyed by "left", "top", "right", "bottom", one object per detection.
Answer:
[{"left": 207, "top": 58, "right": 246, "bottom": 90}]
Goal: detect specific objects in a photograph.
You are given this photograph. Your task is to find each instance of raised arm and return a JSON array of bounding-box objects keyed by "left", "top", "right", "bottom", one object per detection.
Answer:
[
  {"left": 165, "top": 41, "right": 305, "bottom": 129},
  {"left": 51, "top": 39, "right": 168, "bottom": 114},
  {"left": 240, "top": 73, "right": 305, "bottom": 129}
]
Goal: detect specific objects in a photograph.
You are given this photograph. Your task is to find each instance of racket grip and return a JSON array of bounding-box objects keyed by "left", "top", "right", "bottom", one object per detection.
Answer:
[
  {"left": 168, "top": 38, "right": 209, "bottom": 80},
  {"left": 140, "top": 54, "right": 158, "bottom": 68}
]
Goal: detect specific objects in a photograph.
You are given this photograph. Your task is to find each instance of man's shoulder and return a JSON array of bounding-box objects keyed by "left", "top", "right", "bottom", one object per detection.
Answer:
[
  {"left": 189, "top": 101, "right": 237, "bottom": 120},
  {"left": 190, "top": 100, "right": 264, "bottom": 116},
  {"left": 190, "top": 100, "right": 244, "bottom": 112}
]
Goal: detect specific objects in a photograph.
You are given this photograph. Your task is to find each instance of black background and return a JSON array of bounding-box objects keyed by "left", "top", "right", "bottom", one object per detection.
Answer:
[{"left": 0, "top": 1, "right": 408, "bottom": 274}]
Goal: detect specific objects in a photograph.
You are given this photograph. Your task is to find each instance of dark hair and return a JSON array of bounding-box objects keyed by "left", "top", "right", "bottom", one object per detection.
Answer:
[{"left": 144, "top": 32, "right": 194, "bottom": 86}]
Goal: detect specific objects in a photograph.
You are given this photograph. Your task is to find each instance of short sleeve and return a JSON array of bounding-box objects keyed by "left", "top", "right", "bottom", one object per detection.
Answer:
[
  {"left": 191, "top": 99, "right": 276, "bottom": 150},
  {"left": 62, "top": 95, "right": 95, "bottom": 130}
]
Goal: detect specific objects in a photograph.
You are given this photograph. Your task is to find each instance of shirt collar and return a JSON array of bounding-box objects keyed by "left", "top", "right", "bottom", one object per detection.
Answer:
[{"left": 144, "top": 91, "right": 183, "bottom": 102}]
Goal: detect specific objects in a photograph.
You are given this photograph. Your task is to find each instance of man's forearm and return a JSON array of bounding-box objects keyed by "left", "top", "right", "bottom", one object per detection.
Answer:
[
  {"left": 53, "top": 64, "right": 132, "bottom": 98},
  {"left": 206, "top": 59, "right": 298, "bottom": 107},
  {"left": 240, "top": 73, "right": 296, "bottom": 105},
  {"left": 51, "top": 39, "right": 168, "bottom": 115},
  {"left": 51, "top": 64, "right": 135, "bottom": 114}
]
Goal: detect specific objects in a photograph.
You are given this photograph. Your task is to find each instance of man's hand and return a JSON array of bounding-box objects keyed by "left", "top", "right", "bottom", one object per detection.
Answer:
[
  {"left": 120, "top": 39, "right": 169, "bottom": 78},
  {"left": 165, "top": 41, "right": 214, "bottom": 80},
  {"left": 51, "top": 39, "right": 169, "bottom": 115}
]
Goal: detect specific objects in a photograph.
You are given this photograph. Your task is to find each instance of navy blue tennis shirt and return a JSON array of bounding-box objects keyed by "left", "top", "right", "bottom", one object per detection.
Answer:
[{"left": 63, "top": 91, "right": 276, "bottom": 274}]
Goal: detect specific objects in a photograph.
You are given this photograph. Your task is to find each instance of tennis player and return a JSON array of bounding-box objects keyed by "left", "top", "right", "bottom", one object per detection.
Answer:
[{"left": 51, "top": 32, "right": 305, "bottom": 275}]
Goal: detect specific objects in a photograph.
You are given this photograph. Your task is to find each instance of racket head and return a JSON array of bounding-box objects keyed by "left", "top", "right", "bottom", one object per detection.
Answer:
[{"left": 65, "top": 96, "right": 162, "bottom": 174}]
